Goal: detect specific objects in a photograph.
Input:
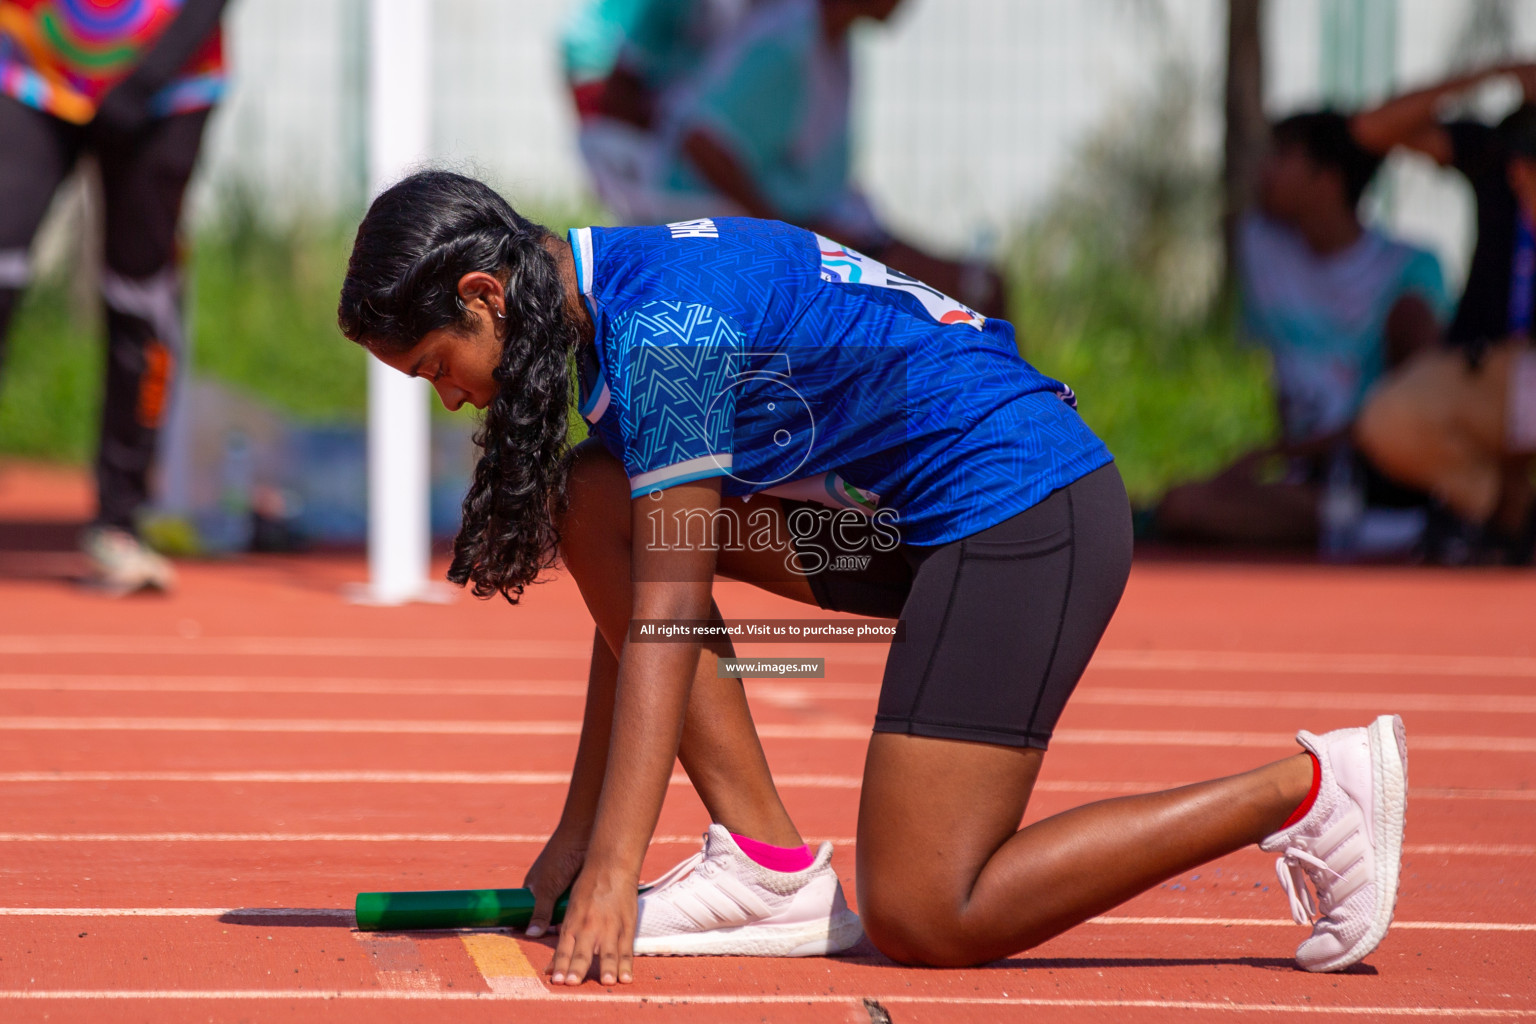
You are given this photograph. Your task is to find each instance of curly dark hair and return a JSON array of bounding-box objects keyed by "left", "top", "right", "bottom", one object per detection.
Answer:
[{"left": 337, "top": 171, "right": 577, "bottom": 603}]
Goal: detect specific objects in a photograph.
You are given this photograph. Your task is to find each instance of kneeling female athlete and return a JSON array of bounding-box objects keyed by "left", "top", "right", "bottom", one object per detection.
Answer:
[{"left": 337, "top": 171, "right": 1408, "bottom": 986}]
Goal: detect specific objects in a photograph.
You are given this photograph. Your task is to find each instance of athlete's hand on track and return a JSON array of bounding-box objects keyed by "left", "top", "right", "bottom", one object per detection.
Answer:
[
  {"left": 522, "top": 828, "right": 588, "bottom": 939},
  {"left": 548, "top": 863, "right": 639, "bottom": 986}
]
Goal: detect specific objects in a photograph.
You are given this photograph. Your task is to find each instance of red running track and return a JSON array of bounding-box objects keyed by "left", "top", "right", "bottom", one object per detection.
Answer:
[{"left": 0, "top": 460, "right": 1533, "bottom": 1023}]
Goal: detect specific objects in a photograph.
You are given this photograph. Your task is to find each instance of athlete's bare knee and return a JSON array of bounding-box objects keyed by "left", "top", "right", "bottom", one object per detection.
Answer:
[{"left": 859, "top": 877, "right": 975, "bottom": 967}]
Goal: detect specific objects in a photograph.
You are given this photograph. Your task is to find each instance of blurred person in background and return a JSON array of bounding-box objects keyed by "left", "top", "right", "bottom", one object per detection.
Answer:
[
  {"left": 0, "top": 0, "right": 227, "bottom": 593},
  {"left": 562, "top": 0, "right": 752, "bottom": 221},
  {"left": 1153, "top": 111, "right": 1447, "bottom": 549},
  {"left": 649, "top": 0, "right": 1007, "bottom": 318},
  {"left": 1350, "top": 64, "right": 1536, "bottom": 565}
]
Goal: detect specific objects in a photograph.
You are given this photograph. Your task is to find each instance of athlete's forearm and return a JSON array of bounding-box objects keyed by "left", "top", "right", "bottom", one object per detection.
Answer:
[
  {"left": 556, "top": 628, "right": 621, "bottom": 839},
  {"left": 1350, "top": 64, "right": 1518, "bottom": 160},
  {"left": 586, "top": 477, "right": 723, "bottom": 877},
  {"left": 586, "top": 615, "right": 708, "bottom": 877},
  {"left": 681, "top": 129, "right": 778, "bottom": 220}
]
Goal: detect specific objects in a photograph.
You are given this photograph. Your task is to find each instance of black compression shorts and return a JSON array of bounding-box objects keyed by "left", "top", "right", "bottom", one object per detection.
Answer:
[{"left": 789, "top": 462, "right": 1132, "bottom": 750}]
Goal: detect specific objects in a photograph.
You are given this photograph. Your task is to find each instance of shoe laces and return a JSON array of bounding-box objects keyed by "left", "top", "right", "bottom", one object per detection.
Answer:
[
  {"left": 644, "top": 849, "right": 705, "bottom": 897},
  {"left": 1274, "top": 845, "right": 1344, "bottom": 925}
]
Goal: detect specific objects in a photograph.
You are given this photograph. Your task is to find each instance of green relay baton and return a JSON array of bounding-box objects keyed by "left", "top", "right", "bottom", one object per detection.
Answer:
[{"left": 354, "top": 888, "right": 569, "bottom": 932}]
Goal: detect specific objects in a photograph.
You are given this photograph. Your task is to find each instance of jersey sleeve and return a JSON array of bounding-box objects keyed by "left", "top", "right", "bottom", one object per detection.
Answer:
[{"left": 608, "top": 300, "right": 743, "bottom": 497}]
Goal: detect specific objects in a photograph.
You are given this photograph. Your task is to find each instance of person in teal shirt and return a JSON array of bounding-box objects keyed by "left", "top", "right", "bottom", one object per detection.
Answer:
[
  {"left": 561, "top": 0, "right": 750, "bottom": 219},
  {"left": 652, "top": 0, "right": 1007, "bottom": 317},
  {"left": 1156, "top": 112, "right": 1448, "bottom": 548}
]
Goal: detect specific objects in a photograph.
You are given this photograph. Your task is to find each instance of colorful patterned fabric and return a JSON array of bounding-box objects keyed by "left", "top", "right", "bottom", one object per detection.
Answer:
[
  {"left": 569, "top": 217, "right": 1112, "bottom": 547},
  {"left": 0, "top": 0, "right": 223, "bottom": 123}
]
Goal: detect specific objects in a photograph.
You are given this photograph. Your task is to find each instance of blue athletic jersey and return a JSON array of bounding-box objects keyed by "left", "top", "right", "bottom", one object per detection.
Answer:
[{"left": 570, "top": 218, "right": 1112, "bottom": 546}]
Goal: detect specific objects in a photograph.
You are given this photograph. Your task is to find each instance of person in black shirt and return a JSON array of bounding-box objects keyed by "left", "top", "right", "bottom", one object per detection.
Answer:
[{"left": 1350, "top": 64, "right": 1536, "bottom": 564}]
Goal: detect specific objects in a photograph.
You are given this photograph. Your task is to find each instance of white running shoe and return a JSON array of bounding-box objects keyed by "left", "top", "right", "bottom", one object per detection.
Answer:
[
  {"left": 632, "top": 825, "right": 863, "bottom": 957},
  {"left": 1260, "top": 715, "right": 1408, "bottom": 972},
  {"left": 81, "top": 525, "right": 177, "bottom": 596}
]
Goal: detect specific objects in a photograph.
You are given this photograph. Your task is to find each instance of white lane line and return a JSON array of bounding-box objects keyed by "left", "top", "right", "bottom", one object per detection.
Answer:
[
  {"left": 0, "top": 834, "right": 1525, "bottom": 858},
  {"left": 1057, "top": 730, "right": 1536, "bottom": 752},
  {"left": 1412, "top": 789, "right": 1536, "bottom": 802},
  {"left": 8, "top": 673, "right": 1536, "bottom": 727},
  {"left": 0, "top": 908, "right": 355, "bottom": 918},
  {"left": 4, "top": 717, "right": 1531, "bottom": 751},
  {"left": 0, "top": 675, "right": 593, "bottom": 696},
  {"left": 0, "top": 770, "right": 863, "bottom": 788},
  {"left": 0, "top": 991, "right": 1530, "bottom": 1015},
  {"left": 10, "top": 673, "right": 1536, "bottom": 716},
  {"left": 0, "top": 832, "right": 689, "bottom": 843},
  {"left": 0, "top": 772, "right": 1526, "bottom": 803},
  {"left": 0, "top": 636, "right": 595, "bottom": 659},
  {"left": 0, "top": 675, "right": 593, "bottom": 697},
  {"left": 1404, "top": 844, "right": 1536, "bottom": 856},
  {"left": 8, "top": 636, "right": 1536, "bottom": 679},
  {"left": 1091, "top": 917, "right": 1536, "bottom": 932},
  {"left": 0, "top": 908, "right": 1530, "bottom": 934},
  {"left": 0, "top": 675, "right": 882, "bottom": 700},
  {"left": 1090, "top": 649, "right": 1536, "bottom": 679},
  {"left": 0, "top": 717, "right": 583, "bottom": 736},
  {"left": 354, "top": 932, "right": 442, "bottom": 992},
  {"left": 1075, "top": 687, "right": 1536, "bottom": 715},
  {"left": 0, "top": 770, "right": 584, "bottom": 783}
]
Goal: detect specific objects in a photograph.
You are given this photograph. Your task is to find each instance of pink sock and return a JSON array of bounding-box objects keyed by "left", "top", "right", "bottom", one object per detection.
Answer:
[{"left": 730, "top": 831, "right": 815, "bottom": 873}]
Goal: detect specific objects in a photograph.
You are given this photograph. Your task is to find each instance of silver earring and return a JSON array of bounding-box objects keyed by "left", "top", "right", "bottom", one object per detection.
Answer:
[{"left": 494, "top": 309, "right": 506, "bottom": 320}]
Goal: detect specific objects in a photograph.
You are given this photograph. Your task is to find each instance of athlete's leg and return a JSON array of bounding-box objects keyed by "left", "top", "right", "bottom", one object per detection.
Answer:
[
  {"left": 858, "top": 737, "right": 1312, "bottom": 965},
  {"left": 92, "top": 109, "right": 209, "bottom": 530},
  {"left": 559, "top": 438, "right": 820, "bottom": 848},
  {"left": 0, "top": 97, "right": 81, "bottom": 380},
  {"left": 854, "top": 464, "right": 1315, "bottom": 965}
]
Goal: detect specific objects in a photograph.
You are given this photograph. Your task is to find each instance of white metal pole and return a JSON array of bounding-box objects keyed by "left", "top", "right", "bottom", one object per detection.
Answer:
[{"left": 358, "top": 0, "right": 434, "bottom": 604}]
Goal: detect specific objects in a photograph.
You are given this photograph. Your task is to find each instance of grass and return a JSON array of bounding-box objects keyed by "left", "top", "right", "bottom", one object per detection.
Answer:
[
  {"left": 1006, "top": 260, "right": 1276, "bottom": 505},
  {"left": 0, "top": 203, "right": 1275, "bottom": 504},
  {"left": 0, "top": 284, "right": 101, "bottom": 462},
  {"left": 188, "top": 219, "right": 370, "bottom": 423},
  {"left": 0, "top": 220, "right": 369, "bottom": 463},
  {"left": 0, "top": 197, "right": 608, "bottom": 464}
]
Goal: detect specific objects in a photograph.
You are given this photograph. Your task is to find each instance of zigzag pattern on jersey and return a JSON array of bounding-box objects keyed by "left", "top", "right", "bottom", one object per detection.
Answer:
[
  {"left": 583, "top": 219, "right": 1113, "bottom": 545},
  {"left": 610, "top": 301, "right": 743, "bottom": 482}
]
